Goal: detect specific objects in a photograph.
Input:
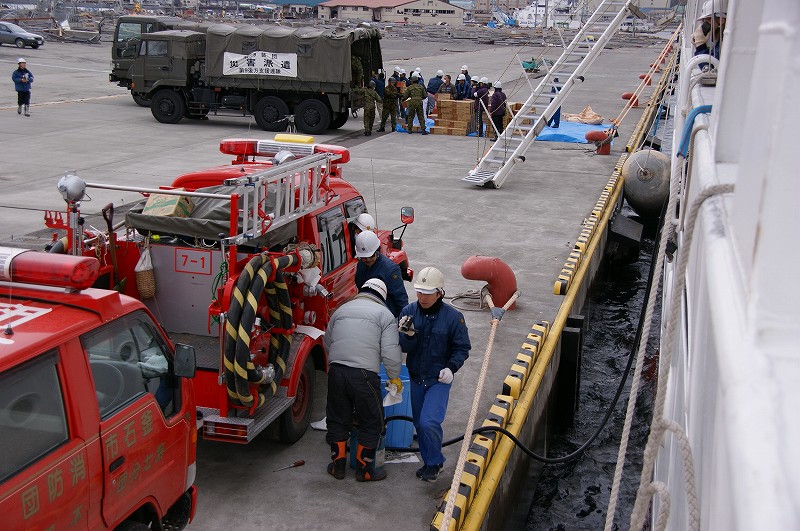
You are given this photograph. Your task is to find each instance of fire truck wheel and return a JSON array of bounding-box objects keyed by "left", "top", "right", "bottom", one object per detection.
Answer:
[
  {"left": 294, "top": 99, "right": 331, "bottom": 135},
  {"left": 329, "top": 111, "right": 349, "bottom": 129},
  {"left": 132, "top": 92, "right": 151, "bottom": 107},
  {"left": 254, "top": 96, "right": 289, "bottom": 132},
  {"left": 279, "top": 355, "right": 315, "bottom": 443},
  {"left": 161, "top": 491, "right": 192, "bottom": 530},
  {"left": 151, "top": 90, "right": 186, "bottom": 124},
  {"left": 115, "top": 520, "right": 150, "bottom": 531}
]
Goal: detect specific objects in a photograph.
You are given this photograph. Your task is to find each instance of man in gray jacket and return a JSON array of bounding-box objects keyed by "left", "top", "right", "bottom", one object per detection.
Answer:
[{"left": 324, "top": 278, "right": 403, "bottom": 481}]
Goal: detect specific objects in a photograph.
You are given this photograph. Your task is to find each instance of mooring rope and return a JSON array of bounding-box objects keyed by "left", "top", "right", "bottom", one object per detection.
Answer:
[
  {"left": 439, "top": 290, "right": 520, "bottom": 531},
  {"left": 629, "top": 183, "right": 733, "bottom": 531}
]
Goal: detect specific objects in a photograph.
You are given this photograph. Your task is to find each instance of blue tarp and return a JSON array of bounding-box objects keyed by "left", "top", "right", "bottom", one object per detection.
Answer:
[
  {"left": 537, "top": 121, "right": 613, "bottom": 143},
  {"left": 396, "top": 117, "right": 435, "bottom": 133}
]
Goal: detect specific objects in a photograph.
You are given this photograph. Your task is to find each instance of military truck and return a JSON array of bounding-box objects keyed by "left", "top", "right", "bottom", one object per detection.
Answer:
[
  {"left": 110, "top": 15, "right": 212, "bottom": 107},
  {"left": 129, "top": 24, "right": 382, "bottom": 134}
]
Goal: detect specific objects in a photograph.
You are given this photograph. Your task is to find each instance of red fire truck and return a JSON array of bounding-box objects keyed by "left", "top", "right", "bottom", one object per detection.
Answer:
[
  {"left": 43, "top": 134, "right": 413, "bottom": 444},
  {"left": 0, "top": 247, "right": 198, "bottom": 529}
]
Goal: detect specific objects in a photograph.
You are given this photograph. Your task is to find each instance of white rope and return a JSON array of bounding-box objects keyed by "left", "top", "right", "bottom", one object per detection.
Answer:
[
  {"left": 629, "top": 183, "right": 734, "bottom": 530},
  {"left": 602, "top": 134, "right": 682, "bottom": 531},
  {"left": 439, "top": 291, "right": 520, "bottom": 531}
]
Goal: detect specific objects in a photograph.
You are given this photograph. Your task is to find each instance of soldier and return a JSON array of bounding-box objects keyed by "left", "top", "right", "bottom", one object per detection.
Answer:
[
  {"left": 378, "top": 77, "right": 399, "bottom": 133},
  {"left": 404, "top": 73, "right": 429, "bottom": 135},
  {"left": 360, "top": 80, "right": 381, "bottom": 136}
]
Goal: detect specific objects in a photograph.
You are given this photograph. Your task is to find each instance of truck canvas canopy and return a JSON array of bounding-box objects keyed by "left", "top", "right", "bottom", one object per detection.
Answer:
[{"left": 204, "top": 24, "right": 381, "bottom": 84}]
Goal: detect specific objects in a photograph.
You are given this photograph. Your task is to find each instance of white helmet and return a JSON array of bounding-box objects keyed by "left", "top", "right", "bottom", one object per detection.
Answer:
[
  {"left": 414, "top": 266, "right": 444, "bottom": 294},
  {"left": 461, "top": 65, "right": 468, "bottom": 71},
  {"left": 456, "top": 73, "right": 466, "bottom": 81},
  {"left": 493, "top": 80, "right": 502, "bottom": 89},
  {"left": 17, "top": 58, "right": 26, "bottom": 64},
  {"left": 414, "top": 67, "right": 421, "bottom": 72},
  {"left": 353, "top": 212, "right": 375, "bottom": 232},
  {"left": 400, "top": 68, "right": 406, "bottom": 75},
  {"left": 480, "top": 77, "right": 489, "bottom": 84},
  {"left": 393, "top": 65, "right": 400, "bottom": 73},
  {"left": 436, "top": 69, "right": 444, "bottom": 77},
  {"left": 355, "top": 230, "right": 381, "bottom": 258},
  {"left": 361, "top": 278, "right": 387, "bottom": 300},
  {"left": 411, "top": 72, "right": 420, "bottom": 79}
]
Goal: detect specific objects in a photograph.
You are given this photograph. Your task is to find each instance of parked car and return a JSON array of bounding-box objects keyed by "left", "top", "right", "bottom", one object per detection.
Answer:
[{"left": 0, "top": 22, "right": 45, "bottom": 48}]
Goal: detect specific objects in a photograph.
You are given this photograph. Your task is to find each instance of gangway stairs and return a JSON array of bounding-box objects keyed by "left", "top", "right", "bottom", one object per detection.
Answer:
[{"left": 462, "top": 0, "right": 644, "bottom": 188}]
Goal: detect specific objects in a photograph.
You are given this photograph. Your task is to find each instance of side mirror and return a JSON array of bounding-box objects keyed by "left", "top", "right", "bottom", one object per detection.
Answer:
[
  {"left": 400, "top": 206, "right": 414, "bottom": 225},
  {"left": 174, "top": 343, "right": 196, "bottom": 378}
]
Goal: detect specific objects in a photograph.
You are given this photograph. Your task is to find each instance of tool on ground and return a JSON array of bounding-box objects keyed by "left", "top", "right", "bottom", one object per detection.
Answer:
[{"left": 273, "top": 460, "right": 305, "bottom": 472}]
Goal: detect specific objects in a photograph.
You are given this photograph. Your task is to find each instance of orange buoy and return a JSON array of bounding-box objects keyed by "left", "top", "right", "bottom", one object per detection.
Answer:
[
  {"left": 585, "top": 130, "right": 612, "bottom": 155},
  {"left": 622, "top": 92, "right": 639, "bottom": 107}
]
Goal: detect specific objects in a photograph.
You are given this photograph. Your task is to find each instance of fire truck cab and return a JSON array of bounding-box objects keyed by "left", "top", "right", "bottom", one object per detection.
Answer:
[{"left": 0, "top": 248, "right": 198, "bottom": 530}]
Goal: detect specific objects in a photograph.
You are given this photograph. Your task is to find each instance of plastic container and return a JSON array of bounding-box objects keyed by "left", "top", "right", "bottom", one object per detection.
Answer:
[{"left": 379, "top": 363, "right": 413, "bottom": 449}]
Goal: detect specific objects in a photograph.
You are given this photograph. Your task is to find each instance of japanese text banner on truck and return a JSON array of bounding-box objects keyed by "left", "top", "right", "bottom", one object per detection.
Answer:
[{"left": 224, "top": 51, "right": 298, "bottom": 77}]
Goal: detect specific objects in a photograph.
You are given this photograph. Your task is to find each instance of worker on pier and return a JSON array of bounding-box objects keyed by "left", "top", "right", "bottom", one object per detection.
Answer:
[
  {"left": 398, "top": 267, "right": 471, "bottom": 482},
  {"left": 354, "top": 230, "right": 408, "bottom": 318}
]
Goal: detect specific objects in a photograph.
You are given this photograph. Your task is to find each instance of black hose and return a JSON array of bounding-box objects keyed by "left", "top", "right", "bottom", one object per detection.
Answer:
[{"left": 382, "top": 209, "right": 664, "bottom": 463}]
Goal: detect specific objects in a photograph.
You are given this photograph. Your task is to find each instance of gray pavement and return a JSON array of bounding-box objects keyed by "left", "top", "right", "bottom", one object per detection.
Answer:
[{"left": 0, "top": 35, "right": 665, "bottom": 529}]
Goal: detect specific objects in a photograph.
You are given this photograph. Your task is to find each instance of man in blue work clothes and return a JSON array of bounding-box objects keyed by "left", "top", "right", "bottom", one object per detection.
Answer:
[
  {"left": 398, "top": 267, "right": 471, "bottom": 481},
  {"left": 354, "top": 230, "right": 408, "bottom": 318}
]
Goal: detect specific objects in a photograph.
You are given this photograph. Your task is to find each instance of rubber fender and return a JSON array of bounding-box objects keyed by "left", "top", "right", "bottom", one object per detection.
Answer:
[{"left": 460, "top": 255, "right": 518, "bottom": 310}]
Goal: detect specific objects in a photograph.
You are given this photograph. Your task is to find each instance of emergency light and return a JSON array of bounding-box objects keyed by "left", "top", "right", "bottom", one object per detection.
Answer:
[
  {"left": 219, "top": 138, "right": 350, "bottom": 164},
  {"left": 0, "top": 247, "right": 100, "bottom": 290}
]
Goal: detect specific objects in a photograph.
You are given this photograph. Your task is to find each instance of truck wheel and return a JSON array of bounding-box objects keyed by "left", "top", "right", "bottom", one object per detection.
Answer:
[
  {"left": 294, "top": 99, "right": 331, "bottom": 135},
  {"left": 132, "top": 92, "right": 151, "bottom": 107},
  {"left": 329, "top": 112, "right": 348, "bottom": 129},
  {"left": 279, "top": 355, "right": 315, "bottom": 443},
  {"left": 254, "top": 96, "right": 289, "bottom": 132},
  {"left": 151, "top": 90, "right": 185, "bottom": 124}
]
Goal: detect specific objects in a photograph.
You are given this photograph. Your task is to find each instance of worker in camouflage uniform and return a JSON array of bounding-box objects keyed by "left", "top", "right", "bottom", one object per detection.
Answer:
[
  {"left": 378, "top": 77, "right": 399, "bottom": 133},
  {"left": 405, "top": 73, "right": 429, "bottom": 135},
  {"left": 360, "top": 80, "right": 381, "bottom": 136}
]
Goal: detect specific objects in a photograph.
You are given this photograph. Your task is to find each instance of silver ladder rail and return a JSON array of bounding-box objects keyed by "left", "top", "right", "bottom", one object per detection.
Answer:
[
  {"left": 85, "top": 151, "right": 336, "bottom": 245},
  {"left": 221, "top": 152, "right": 335, "bottom": 245},
  {"left": 462, "top": 0, "right": 641, "bottom": 189}
]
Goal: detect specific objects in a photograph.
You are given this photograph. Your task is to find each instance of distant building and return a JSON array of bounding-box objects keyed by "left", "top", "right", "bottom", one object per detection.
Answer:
[
  {"left": 265, "top": 0, "right": 321, "bottom": 19},
  {"left": 318, "top": 0, "right": 464, "bottom": 26}
]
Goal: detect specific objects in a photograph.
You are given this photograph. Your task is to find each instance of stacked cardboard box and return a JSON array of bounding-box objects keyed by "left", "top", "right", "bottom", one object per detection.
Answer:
[{"left": 431, "top": 99, "right": 475, "bottom": 136}]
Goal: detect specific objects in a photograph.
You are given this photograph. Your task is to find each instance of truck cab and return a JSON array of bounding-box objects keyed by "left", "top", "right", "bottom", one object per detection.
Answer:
[
  {"left": 0, "top": 248, "right": 198, "bottom": 530},
  {"left": 111, "top": 15, "right": 211, "bottom": 107}
]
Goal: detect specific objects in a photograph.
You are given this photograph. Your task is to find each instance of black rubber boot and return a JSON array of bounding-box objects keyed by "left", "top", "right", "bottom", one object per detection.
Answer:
[
  {"left": 24, "top": 105, "right": 30, "bottom": 117},
  {"left": 355, "top": 444, "right": 386, "bottom": 482},
  {"left": 377, "top": 127, "right": 385, "bottom": 132},
  {"left": 327, "top": 441, "right": 346, "bottom": 480}
]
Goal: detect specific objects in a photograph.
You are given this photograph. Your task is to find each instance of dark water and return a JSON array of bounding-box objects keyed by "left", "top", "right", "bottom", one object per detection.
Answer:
[{"left": 523, "top": 214, "right": 660, "bottom": 531}]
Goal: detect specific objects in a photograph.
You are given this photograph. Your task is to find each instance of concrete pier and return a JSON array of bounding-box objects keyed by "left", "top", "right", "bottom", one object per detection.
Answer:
[{"left": 0, "top": 35, "right": 664, "bottom": 529}]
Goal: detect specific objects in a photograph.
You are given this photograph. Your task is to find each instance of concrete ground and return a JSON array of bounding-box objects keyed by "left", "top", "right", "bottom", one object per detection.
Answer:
[{"left": 0, "top": 34, "right": 665, "bottom": 530}]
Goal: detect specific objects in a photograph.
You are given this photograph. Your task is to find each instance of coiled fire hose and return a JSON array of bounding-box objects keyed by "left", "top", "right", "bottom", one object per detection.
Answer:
[{"left": 223, "top": 253, "right": 298, "bottom": 409}]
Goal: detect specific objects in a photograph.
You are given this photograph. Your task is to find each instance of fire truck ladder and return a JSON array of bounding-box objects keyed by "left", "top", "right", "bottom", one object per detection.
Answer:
[
  {"left": 462, "top": 0, "right": 644, "bottom": 189},
  {"left": 218, "top": 151, "right": 336, "bottom": 246},
  {"left": 84, "top": 150, "right": 336, "bottom": 245}
]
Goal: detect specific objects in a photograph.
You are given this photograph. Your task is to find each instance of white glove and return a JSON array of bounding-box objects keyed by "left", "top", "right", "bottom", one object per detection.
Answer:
[
  {"left": 438, "top": 368, "right": 454, "bottom": 385},
  {"left": 398, "top": 315, "right": 415, "bottom": 336}
]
